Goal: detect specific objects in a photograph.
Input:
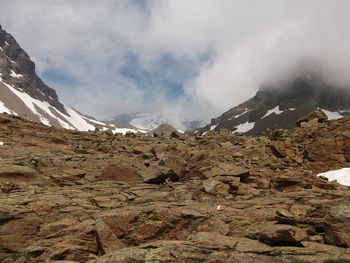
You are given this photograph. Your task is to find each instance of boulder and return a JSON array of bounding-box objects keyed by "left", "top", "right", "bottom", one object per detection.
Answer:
[
  {"left": 141, "top": 165, "right": 179, "bottom": 184},
  {"left": 202, "top": 179, "right": 230, "bottom": 196},
  {"left": 200, "top": 163, "right": 250, "bottom": 182},
  {"left": 160, "top": 154, "right": 187, "bottom": 178},
  {"left": 324, "top": 204, "right": 350, "bottom": 247},
  {"left": 297, "top": 109, "right": 328, "bottom": 127},
  {"left": 95, "top": 218, "right": 125, "bottom": 255},
  {"left": 254, "top": 222, "right": 308, "bottom": 246}
]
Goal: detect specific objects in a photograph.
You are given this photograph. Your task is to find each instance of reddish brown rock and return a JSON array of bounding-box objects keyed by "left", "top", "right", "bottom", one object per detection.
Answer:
[
  {"left": 95, "top": 218, "right": 125, "bottom": 254},
  {"left": 99, "top": 163, "right": 142, "bottom": 182},
  {"left": 1, "top": 112, "right": 350, "bottom": 262}
]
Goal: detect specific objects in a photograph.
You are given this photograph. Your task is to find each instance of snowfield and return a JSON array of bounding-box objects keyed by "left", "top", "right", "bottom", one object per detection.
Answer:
[
  {"left": 0, "top": 80, "right": 102, "bottom": 131},
  {"left": 317, "top": 168, "right": 350, "bottom": 186},
  {"left": 234, "top": 121, "right": 255, "bottom": 133}
]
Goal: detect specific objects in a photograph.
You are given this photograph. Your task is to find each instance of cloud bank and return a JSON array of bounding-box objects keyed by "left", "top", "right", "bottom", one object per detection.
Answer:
[{"left": 0, "top": 0, "right": 350, "bottom": 124}]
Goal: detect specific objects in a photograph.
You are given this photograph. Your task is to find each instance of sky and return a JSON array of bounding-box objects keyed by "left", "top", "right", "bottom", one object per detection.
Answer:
[{"left": 0, "top": 0, "right": 350, "bottom": 124}]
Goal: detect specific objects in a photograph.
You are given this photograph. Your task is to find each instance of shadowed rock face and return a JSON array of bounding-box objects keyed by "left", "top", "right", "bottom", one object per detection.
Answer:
[
  {"left": 1, "top": 113, "right": 350, "bottom": 262},
  {"left": 196, "top": 74, "right": 350, "bottom": 136},
  {"left": 0, "top": 25, "right": 66, "bottom": 114}
]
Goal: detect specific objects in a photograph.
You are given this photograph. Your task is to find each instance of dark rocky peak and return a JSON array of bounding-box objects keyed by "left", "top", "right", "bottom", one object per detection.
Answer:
[
  {"left": 0, "top": 25, "right": 66, "bottom": 114},
  {"left": 196, "top": 71, "right": 350, "bottom": 136}
]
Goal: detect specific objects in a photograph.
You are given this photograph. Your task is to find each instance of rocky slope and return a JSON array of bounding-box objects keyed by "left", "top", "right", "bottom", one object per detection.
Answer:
[
  {"left": 0, "top": 25, "right": 128, "bottom": 132},
  {"left": 196, "top": 73, "right": 350, "bottom": 136},
  {"left": 1, "top": 111, "right": 350, "bottom": 263}
]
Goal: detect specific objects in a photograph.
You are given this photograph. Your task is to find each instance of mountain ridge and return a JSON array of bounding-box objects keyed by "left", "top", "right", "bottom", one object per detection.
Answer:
[{"left": 0, "top": 25, "right": 133, "bottom": 133}]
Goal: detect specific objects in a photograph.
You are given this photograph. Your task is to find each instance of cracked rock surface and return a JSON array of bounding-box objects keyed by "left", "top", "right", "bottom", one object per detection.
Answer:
[{"left": 1, "top": 113, "right": 350, "bottom": 263}]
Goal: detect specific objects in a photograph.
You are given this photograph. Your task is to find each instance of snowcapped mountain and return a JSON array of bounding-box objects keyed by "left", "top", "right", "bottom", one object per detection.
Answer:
[
  {"left": 111, "top": 112, "right": 205, "bottom": 132},
  {"left": 0, "top": 25, "right": 135, "bottom": 133},
  {"left": 196, "top": 72, "right": 350, "bottom": 136}
]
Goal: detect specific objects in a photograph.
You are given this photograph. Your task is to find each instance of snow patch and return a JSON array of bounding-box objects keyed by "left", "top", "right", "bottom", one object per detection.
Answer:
[
  {"left": 262, "top": 106, "right": 283, "bottom": 119},
  {"left": 317, "top": 168, "right": 350, "bottom": 186},
  {"left": 234, "top": 121, "right": 255, "bottom": 133},
  {"left": 10, "top": 70, "right": 22, "bottom": 78},
  {"left": 0, "top": 47, "right": 3, "bottom": 51},
  {"left": 210, "top": 124, "right": 218, "bottom": 130},
  {"left": 0, "top": 100, "right": 17, "bottom": 115},
  {"left": 5, "top": 41, "right": 10, "bottom": 46},
  {"left": 0, "top": 142, "right": 4, "bottom": 146},
  {"left": 321, "top": 109, "right": 343, "bottom": 120},
  {"left": 288, "top": 108, "right": 296, "bottom": 111},
  {"left": 112, "top": 128, "right": 144, "bottom": 135}
]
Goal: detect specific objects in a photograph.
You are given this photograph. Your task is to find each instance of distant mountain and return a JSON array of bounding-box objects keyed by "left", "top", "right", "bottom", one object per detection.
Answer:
[
  {"left": 195, "top": 72, "right": 350, "bottom": 136},
  {"left": 111, "top": 112, "right": 205, "bottom": 132},
  {"left": 0, "top": 25, "right": 133, "bottom": 133}
]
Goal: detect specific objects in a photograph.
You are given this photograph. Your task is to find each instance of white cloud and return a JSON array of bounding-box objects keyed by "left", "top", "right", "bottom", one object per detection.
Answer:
[{"left": 1, "top": 0, "right": 350, "bottom": 124}]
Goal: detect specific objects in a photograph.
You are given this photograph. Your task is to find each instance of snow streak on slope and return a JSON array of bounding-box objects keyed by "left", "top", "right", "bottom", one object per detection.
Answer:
[
  {"left": 0, "top": 100, "right": 16, "bottom": 115},
  {"left": 62, "top": 106, "right": 95, "bottom": 131},
  {"left": 234, "top": 109, "right": 250, "bottom": 119},
  {"left": 0, "top": 80, "right": 98, "bottom": 131},
  {"left": 3, "top": 81, "right": 52, "bottom": 126}
]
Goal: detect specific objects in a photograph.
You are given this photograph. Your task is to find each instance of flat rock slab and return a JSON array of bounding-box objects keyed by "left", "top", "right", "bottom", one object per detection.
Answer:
[{"left": 0, "top": 165, "right": 39, "bottom": 182}]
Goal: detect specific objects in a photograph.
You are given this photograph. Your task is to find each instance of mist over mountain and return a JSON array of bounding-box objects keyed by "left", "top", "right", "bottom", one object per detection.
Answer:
[
  {"left": 112, "top": 112, "right": 205, "bottom": 131},
  {"left": 1, "top": 1, "right": 350, "bottom": 124}
]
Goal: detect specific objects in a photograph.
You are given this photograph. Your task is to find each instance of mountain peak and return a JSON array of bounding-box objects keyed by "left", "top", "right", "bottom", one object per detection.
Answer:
[{"left": 0, "top": 25, "right": 133, "bottom": 133}]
